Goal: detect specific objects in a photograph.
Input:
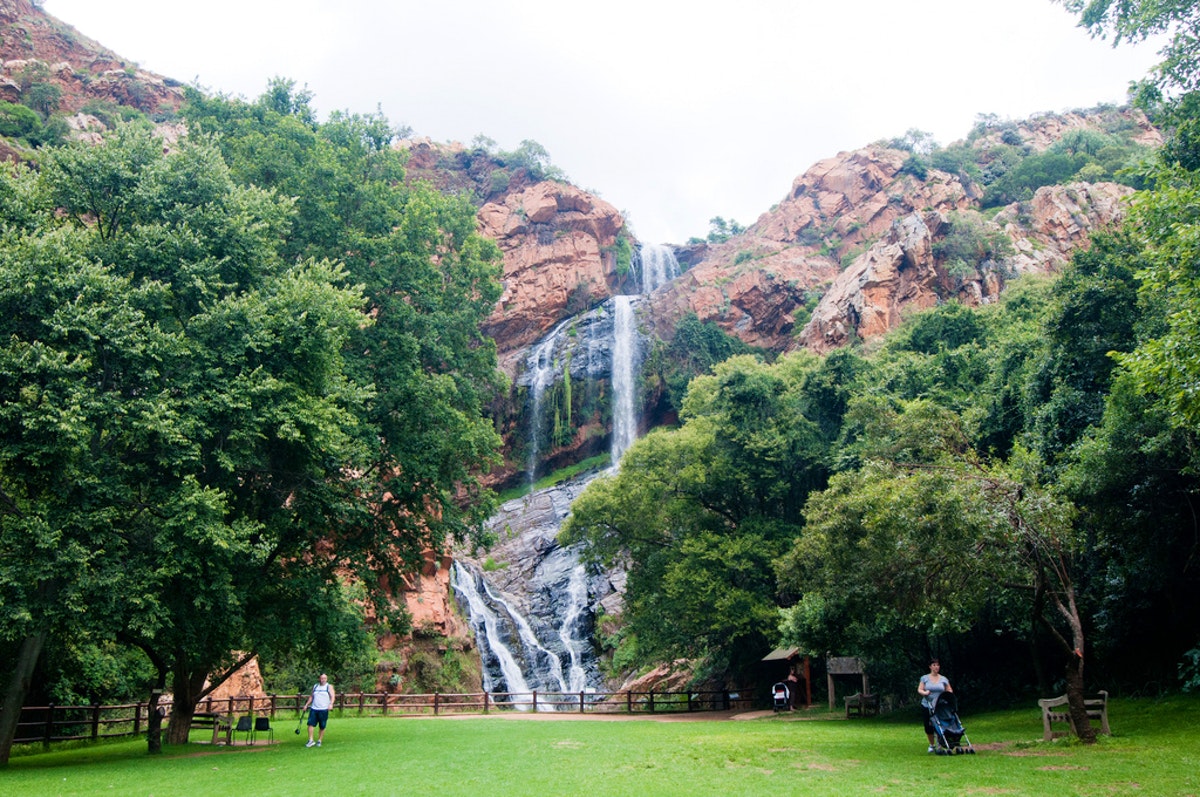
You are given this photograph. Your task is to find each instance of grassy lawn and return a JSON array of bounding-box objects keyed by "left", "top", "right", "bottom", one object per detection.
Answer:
[{"left": 4, "top": 695, "right": 1198, "bottom": 796}]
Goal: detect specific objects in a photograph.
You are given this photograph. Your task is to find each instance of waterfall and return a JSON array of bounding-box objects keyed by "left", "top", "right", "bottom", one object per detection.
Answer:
[
  {"left": 455, "top": 244, "right": 674, "bottom": 704},
  {"left": 451, "top": 561, "right": 534, "bottom": 701},
  {"left": 556, "top": 562, "right": 591, "bottom": 692},
  {"left": 525, "top": 316, "right": 576, "bottom": 487},
  {"left": 610, "top": 295, "right": 639, "bottom": 465},
  {"left": 640, "top": 243, "right": 680, "bottom": 294}
]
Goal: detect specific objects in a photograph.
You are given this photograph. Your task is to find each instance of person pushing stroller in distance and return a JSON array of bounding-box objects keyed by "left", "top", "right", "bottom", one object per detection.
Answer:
[{"left": 917, "top": 659, "right": 975, "bottom": 755}]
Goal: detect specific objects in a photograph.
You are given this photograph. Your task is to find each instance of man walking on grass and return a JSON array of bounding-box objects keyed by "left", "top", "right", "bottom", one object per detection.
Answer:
[{"left": 303, "top": 673, "right": 335, "bottom": 748}]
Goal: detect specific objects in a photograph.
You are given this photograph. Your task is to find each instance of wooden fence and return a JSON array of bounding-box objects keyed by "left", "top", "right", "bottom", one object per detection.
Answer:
[
  {"left": 12, "top": 703, "right": 150, "bottom": 747},
  {"left": 14, "top": 689, "right": 751, "bottom": 747}
]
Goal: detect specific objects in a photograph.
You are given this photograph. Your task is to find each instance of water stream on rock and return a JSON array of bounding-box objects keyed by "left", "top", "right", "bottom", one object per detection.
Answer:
[{"left": 453, "top": 244, "right": 679, "bottom": 708}]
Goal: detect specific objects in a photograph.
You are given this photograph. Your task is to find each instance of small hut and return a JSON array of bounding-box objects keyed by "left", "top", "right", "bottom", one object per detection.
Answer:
[{"left": 760, "top": 647, "right": 811, "bottom": 708}]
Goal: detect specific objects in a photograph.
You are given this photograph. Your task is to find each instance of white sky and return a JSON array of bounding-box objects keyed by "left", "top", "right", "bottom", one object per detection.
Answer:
[{"left": 44, "top": 0, "right": 1164, "bottom": 245}]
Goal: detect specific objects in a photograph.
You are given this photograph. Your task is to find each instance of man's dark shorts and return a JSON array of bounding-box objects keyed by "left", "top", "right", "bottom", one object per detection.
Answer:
[{"left": 308, "top": 709, "right": 329, "bottom": 729}]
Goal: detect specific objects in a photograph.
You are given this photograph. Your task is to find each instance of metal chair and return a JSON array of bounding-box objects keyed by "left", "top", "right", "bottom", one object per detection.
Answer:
[
  {"left": 234, "top": 715, "right": 253, "bottom": 745},
  {"left": 253, "top": 715, "right": 273, "bottom": 745}
]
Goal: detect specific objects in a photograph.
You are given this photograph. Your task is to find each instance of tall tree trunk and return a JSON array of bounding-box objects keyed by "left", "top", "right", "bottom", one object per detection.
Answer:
[
  {"left": 0, "top": 629, "right": 48, "bottom": 766},
  {"left": 165, "top": 666, "right": 208, "bottom": 746},
  {"left": 1037, "top": 560, "right": 1097, "bottom": 744},
  {"left": 1062, "top": 650, "right": 1096, "bottom": 743}
]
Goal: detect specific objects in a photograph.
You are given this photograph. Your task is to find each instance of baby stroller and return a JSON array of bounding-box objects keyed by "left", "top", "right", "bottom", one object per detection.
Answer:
[
  {"left": 771, "top": 681, "right": 791, "bottom": 712},
  {"left": 929, "top": 692, "right": 975, "bottom": 755}
]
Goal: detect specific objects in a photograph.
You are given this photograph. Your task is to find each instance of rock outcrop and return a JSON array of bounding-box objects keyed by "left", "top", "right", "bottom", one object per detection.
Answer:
[
  {"left": 649, "top": 109, "right": 1154, "bottom": 354},
  {"left": 0, "top": 0, "right": 184, "bottom": 119},
  {"left": 205, "top": 656, "right": 268, "bottom": 707},
  {"left": 799, "top": 181, "right": 1134, "bottom": 351},
  {"left": 480, "top": 181, "right": 628, "bottom": 371},
  {"left": 648, "top": 145, "right": 979, "bottom": 350}
]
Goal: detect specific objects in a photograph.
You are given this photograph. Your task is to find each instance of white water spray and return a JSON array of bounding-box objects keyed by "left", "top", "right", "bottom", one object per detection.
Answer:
[
  {"left": 451, "top": 562, "right": 533, "bottom": 702},
  {"left": 610, "top": 295, "right": 639, "bottom": 465},
  {"left": 457, "top": 243, "right": 679, "bottom": 702},
  {"left": 525, "top": 317, "right": 574, "bottom": 486},
  {"left": 640, "top": 243, "right": 680, "bottom": 294}
]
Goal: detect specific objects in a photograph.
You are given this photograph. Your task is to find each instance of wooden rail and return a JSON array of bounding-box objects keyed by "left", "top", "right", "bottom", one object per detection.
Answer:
[{"left": 13, "top": 689, "right": 751, "bottom": 748}]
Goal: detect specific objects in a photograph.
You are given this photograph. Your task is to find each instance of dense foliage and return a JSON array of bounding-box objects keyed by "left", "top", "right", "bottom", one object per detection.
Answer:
[
  {"left": 0, "top": 83, "right": 503, "bottom": 758},
  {"left": 565, "top": 100, "right": 1200, "bottom": 723}
]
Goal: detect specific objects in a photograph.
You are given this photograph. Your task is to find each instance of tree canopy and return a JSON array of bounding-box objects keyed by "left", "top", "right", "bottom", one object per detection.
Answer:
[{"left": 0, "top": 82, "right": 505, "bottom": 759}]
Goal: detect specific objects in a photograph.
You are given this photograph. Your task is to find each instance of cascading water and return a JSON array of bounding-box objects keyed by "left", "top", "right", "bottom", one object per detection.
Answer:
[
  {"left": 610, "top": 295, "right": 639, "bottom": 464},
  {"left": 454, "top": 243, "right": 679, "bottom": 705},
  {"left": 450, "top": 561, "right": 534, "bottom": 700},
  {"left": 525, "top": 316, "right": 577, "bottom": 488},
  {"left": 639, "top": 242, "right": 681, "bottom": 294},
  {"left": 556, "top": 562, "right": 591, "bottom": 692}
]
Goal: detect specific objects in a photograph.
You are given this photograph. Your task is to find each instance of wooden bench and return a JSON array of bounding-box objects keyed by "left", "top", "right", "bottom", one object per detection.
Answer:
[
  {"left": 1038, "top": 690, "right": 1110, "bottom": 741},
  {"left": 844, "top": 692, "right": 880, "bottom": 718},
  {"left": 190, "top": 712, "right": 233, "bottom": 745}
]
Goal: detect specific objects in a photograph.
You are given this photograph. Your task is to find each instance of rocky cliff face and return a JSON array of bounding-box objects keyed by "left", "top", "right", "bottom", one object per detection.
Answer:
[
  {"left": 647, "top": 110, "right": 1158, "bottom": 353},
  {"left": 644, "top": 145, "right": 980, "bottom": 350},
  {"left": 0, "top": 0, "right": 184, "bottom": 118},
  {"left": 478, "top": 181, "right": 628, "bottom": 372},
  {"left": 799, "top": 181, "right": 1135, "bottom": 351},
  {"left": 399, "top": 138, "right": 630, "bottom": 377}
]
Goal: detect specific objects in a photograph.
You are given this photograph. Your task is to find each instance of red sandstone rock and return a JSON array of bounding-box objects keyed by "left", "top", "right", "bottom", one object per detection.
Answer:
[
  {"left": 479, "top": 181, "right": 627, "bottom": 365},
  {"left": 0, "top": 0, "right": 185, "bottom": 121},
  {"left": 798, "top": 182, "right": 1134, "bottom": 352}
]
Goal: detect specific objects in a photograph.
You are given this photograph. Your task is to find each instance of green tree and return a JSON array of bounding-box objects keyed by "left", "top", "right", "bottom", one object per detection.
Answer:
[
  {"left": 182, "top": 82, "right": 505, "bottom": 573},
  {"left": 705, "top": 216, "right": 745, "bottom": 243},
  {"left": 780, "top": 401, "right": 1097, "bottom": 739},
  {"left": 1061, "top": 0, "right": 1200, "bottom": 94},
  {"left": 0, "top": 126, "right": 376, "bottom": 758},
  {"left": 1114, "top": 165, "right": 1200, "bottom": 430},
  {"left": 0, "top": 101, "right": 41, "bottom": 139},
  {"left": 562, "top": 353, "right": 854, "bottom": 675}
]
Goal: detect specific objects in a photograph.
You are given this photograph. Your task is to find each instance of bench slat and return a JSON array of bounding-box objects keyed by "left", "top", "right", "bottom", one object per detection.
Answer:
[{"left": 1039, "top": 691, "right": 1109, "bottom": 741}]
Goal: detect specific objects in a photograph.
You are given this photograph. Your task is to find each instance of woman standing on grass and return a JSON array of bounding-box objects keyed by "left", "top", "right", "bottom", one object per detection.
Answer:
[{"left": 917, "top": 659, "right": 951, "bottom": 752}]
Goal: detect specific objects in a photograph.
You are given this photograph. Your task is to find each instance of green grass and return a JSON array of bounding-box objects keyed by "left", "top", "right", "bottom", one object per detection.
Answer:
[
  {"left": 5, "top": 695, "right": 1200, "bottom": 796},
  {"left": 497, "top": 454, "right": 611, "bottom": 503}
]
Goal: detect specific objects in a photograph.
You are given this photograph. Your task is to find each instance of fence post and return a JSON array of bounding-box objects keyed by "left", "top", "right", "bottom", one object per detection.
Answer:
[
  {"left": 532, "top": 691, "right": 537, "bottom": 712},
  {"left": 92, "top": 704, "right": 101, "bottom": 740},
  {"left": 579, "top": 691, "right": 585, "bottom": 713},
  {"left": 626, "top": 691, "right": 632, "bottom": 713},
  {"left": 43, "top": 704, "right": 54, "bottom": 749},
  {"left": 649, "top": 691, "right": 655, "bottom": 713},
  {"left": 134, "top": 702, "right": 142, "bottom": 737},
  {"left": 483, "top": 692, "right": 489, "bottom": 714},
  {"left": 359, "top": 693, "right": 365, "bottom": 716},
  {"left": 269, "top": 694, "right": 277, "bottom": 719},
  {"left": 434, "top": 692, "right": 440, "bottom": 716}
]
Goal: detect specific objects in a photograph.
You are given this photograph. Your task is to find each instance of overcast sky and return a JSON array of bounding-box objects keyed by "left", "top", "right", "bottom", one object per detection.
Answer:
[{"left": 44, "top": 0, "right": 1164, "bottom": 245}]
